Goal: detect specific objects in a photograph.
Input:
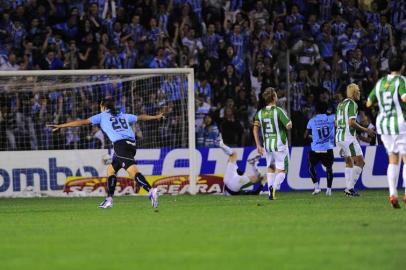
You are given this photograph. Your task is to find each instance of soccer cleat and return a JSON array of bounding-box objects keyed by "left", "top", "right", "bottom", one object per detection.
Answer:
[
  {"left": 344, "top": 189, "right": 360, "bottom": 197},
  {"left": 149, "top": 188, "right": 159, "bottom": 208},
  {"left": 247, "top": 155, "right": 261, "bottom": 165},
  {"left": 312, "top": 188, "right": 321, "bottom": 195},
  {"left": 389, "top": 196, "right": 401, "bottom": 209},
  {"left": 99, "top": 198, "right": 113, "bottom": 209},
  {"left": 268, "top": 186, "right": 275, "bottom": 200},
  {"left": 325, "top": 189, "right": 332, "bottom": 196}
]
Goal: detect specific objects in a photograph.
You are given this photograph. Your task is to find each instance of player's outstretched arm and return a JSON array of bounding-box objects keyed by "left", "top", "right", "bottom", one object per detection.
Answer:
[
  {"left": 47, "top": 119, "right": 91, "bottom": 132},
  {"left": 137, "top": 113, "right": 165, "bottom": 121},
  {"left": 349, "top": 118, "right": 376, "bottom": 137}
]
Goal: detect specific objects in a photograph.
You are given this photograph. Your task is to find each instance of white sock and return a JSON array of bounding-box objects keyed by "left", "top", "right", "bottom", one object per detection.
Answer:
[
  {"left": 314, "top": 182, "right": 320, "bottom": 190},
  {"left": 345, "top": 167, "right": 353, "bottom": 190},
  {"left": 387, "top": 164, "right": 399, "bottom": 197},
  {"left": 219, "top": 141, "right": 234, "bottom": 155},
  {"left": 403, "top": 165, "right": 406, "bottom": 196},
  {"left": 352, "top": 166, "right": 363, "bottom": 189},
  {"left": 274, "top": 172, "right": 286, "bottom": 190},
  {"left": 267, "top": 173, "right": 276, "bottom": 195}
]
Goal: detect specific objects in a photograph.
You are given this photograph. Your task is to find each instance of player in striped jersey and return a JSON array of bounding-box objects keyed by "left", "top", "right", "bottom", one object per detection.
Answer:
[
  {"left": 253, "top": 87, "right": 292, "bottom": 200},
  {"left": 335, "top": 83, "right": 375, "bottom": 197},
  {"left": 366, "top": 58, "right": 406, "bottom": 208}
]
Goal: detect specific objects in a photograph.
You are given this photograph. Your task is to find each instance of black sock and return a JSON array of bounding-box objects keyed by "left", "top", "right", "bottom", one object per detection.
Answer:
[
  {"left": 107, "top": 175, "right": 117, "bottom": 197},
  {"left": 135, "top": 172, "right": 151, "bottom": 192},
  {"left": 309, "top": 166, "right": 318, "bottom": 184},
  {"left": 326, "top": 168, "right": 333, "bottom": 188}
]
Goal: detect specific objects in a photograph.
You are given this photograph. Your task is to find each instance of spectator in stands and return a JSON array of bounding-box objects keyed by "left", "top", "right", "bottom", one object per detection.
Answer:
[
  {"left": 0, "top": 0, "right": 406, "bottom": 151},
  {"left": 196, "top": 114, "right": 219, "bottom": 147}
]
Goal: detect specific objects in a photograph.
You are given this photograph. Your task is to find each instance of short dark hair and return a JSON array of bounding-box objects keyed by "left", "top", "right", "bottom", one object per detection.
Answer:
[
  {"left": 316, "top": 102, "right": 328, "bottom": 114},
  {"left": 389, "top": 57, "right": 404, "bottom": 72},
  {"left": 101, "top": 97, "right": 118, "bottom": 116}
]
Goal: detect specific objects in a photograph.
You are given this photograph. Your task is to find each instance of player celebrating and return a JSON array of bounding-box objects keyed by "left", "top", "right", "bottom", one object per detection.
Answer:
[
  {"left": 366, "top": 58, "right": 406, "bottom": 208},
  {"left": 335, "top": 83, "right": 375, "bottom": 197},
  {"left": 304, "top": 102, "right": 335, "bottom": 196},
  {"left": 217, "top": 136, "right": 264, "bottom": 195},
  {"left": 253, "top": 87, "right": 292, "bottom": 200},
  {"left": 48, "top": 97, "right": 163, "bottom": 209}
]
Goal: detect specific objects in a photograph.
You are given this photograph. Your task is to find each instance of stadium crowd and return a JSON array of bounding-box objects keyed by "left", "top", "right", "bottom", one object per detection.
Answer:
[{"left": 0, "top": 0, "right": 406, "bottom": 150}]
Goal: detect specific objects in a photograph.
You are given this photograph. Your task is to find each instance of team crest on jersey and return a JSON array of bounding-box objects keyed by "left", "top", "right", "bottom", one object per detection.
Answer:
[{"left": 384, "top": 82, "right": 390, "bottom": 89}]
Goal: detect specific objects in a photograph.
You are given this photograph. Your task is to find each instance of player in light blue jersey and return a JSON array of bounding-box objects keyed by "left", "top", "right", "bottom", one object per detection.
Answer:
[
  {"left": 48, "top": 97, "right": 164, "bottom": 209},
  {"left": 304, "top": 103, "right": 335, "bottom": 196}
]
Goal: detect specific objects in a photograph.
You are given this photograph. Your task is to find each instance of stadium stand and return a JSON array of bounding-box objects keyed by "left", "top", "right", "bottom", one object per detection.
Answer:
[{"left": 0, "top": 0, "right": 405, "bottom": 150}]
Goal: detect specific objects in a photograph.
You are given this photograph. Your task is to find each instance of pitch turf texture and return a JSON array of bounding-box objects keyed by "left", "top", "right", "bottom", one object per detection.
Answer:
[{"left": 1, "top": 191, "right": 405, "bottom": 270}]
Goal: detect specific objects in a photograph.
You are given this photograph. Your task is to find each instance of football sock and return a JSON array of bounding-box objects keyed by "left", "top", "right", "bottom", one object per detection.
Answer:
[
  {"left": 266, "top": 173, "right": 276, "bottom": 195},
  {"left": 352, "top": 166, "right": 362, "bottom": 189},
  {"left": 309, "top": 165, "right": 318, "bottom": 184},
  {"left": 219, "top": 141, "right": 234, "bottom": 156},
  {"left": 135, "top": 172, "right": 151, "bottom": 192},
  {"left": 387, "top": 164, "right": 398, "bottom": 197},
  {"left": 107, "top": 175, "right": 117, "bottom": 197},
  {"left": 403, "top": 165, "right": 406, "bottom": 195},
  {"left": 345, "top": 167, "right": 353, "bottom": 190},
  {"left": 274, "top": 172, "right": 286, "bottom": 190},
  {"left": 326, "top": 167, "right": 333, "bottom": 188}
]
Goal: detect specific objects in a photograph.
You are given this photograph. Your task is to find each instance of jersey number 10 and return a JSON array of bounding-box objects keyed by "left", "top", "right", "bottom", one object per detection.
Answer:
[{"left": 317, "top": 126, "right": 330, "bottom": 139}]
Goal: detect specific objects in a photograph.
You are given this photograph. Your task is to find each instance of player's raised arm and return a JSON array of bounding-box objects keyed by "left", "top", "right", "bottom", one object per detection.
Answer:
[
  {"left": 137, "top": 113, "right": 165, "bottom": 121},
  {"left": 47, "top": 119, "right": 91, "bottom": 132}
]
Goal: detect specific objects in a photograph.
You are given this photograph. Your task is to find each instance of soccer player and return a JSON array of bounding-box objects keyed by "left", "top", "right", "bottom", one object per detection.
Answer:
[
  {"left": 366, "top": 58, "right": 406, "bottom": 208},
  {"left": 335, "top": 83, "right": 375, "bottom": 197},
  {"left": 48, "top": 97, "right": 163, "bottom": 209},
  {"left": 217, "top": 137, "right": 264, "bottom": 196},
  {"left": 304, "top": 102, "right": 335, "bottom": 196},
  {"left": 253, "top": 87, "right": 292, "bottom": 200}
]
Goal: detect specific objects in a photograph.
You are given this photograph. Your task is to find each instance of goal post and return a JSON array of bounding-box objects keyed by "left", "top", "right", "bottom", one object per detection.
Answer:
[{"left": 0, "top": 68, "right": 197, "bottom": 195}]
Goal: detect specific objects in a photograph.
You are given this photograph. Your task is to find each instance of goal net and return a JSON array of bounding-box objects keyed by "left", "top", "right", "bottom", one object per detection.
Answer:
[{"left": 0, "top": 69, "right": 197, "bottom": 195}]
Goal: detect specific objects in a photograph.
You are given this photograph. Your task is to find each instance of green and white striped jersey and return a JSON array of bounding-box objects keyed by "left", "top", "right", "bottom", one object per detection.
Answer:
[
  {"left": 254, "top": 105, "right": 291, "bottom": 152},
  {"left": 335, "top": 98, "right": 358, "bottom": 142},
  {"left": 368, "top": 75, "right": 406, "bottom": 135}
]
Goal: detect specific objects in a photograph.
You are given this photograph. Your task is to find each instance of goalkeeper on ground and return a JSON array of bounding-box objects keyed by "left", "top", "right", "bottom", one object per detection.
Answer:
[{"left": 217, "top": 135, "right": 264, "bottom": 196}]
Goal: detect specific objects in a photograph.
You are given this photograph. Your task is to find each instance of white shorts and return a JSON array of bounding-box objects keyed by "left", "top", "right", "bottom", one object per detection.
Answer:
[
  {"left": 336, "top": 140, "right": 362, "bottom": 157},
  {"left": 223, "top": 162, "right": 250, "bottom": 193},
  {"left": 265, "top": 149, "right": 289, "bottom": 171},
  {"left": 381, "top": 134, "right": 406, "bottom": 154}
]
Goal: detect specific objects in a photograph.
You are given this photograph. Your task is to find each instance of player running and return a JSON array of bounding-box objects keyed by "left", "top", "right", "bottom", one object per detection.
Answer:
[
  {"left": 48, "top": 97, "right": 163, "bottom": 209},
  {"left": 366, "top": 58, "right": 406, "bottom": 209},
  {"left": 335, "top": 83, "right": 375, "bottom": 197},
  {"left": 217, "top": 136, "right": 264, "bottom": 195},
  {"left": 253, "top": 87, "right": 292, "bottom": 200},
  {"left": 304, "top": 102, "right": 335, "bottom": 196}
]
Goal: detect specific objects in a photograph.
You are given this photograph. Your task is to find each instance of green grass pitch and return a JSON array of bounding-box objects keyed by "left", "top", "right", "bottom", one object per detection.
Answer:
[{"left": 1, "top": 190, "right": 405, "bottom": 270}]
